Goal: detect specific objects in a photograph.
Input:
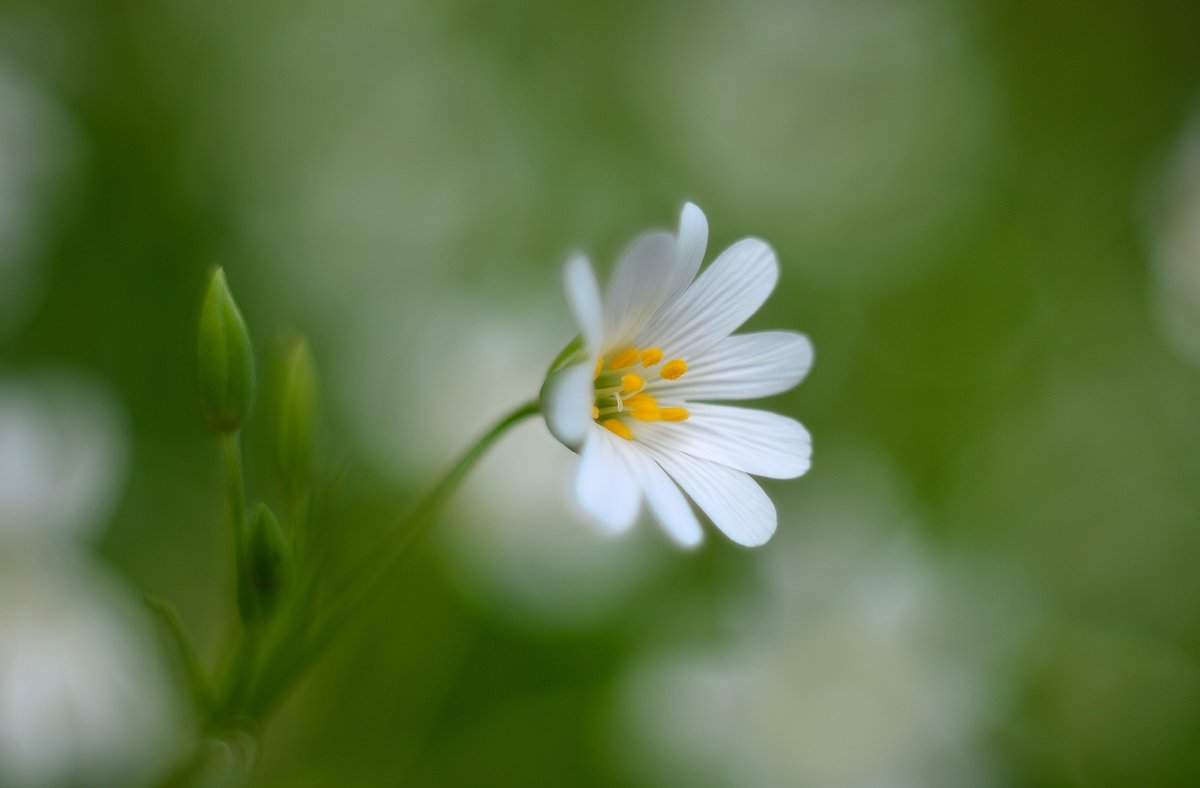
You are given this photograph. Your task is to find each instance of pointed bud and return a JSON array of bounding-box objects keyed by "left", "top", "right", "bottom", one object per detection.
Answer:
[
  {"left": 278, "top": 338, "right": 319, "bottom": 490},
  {"left": 242, "top": 503, "right": 290, "bottom": 621},
  {"left": 198, "top": 268, "right": 256, "bottom": 432}
]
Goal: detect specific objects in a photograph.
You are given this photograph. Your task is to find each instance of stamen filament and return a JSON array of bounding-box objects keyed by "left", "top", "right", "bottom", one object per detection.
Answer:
[{"left": 589, "top": 347, "right": 687, "bottom": 439}]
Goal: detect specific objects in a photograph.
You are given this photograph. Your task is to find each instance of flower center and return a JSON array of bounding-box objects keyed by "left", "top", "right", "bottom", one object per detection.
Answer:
[{"left": 591, "top": 346, "right": 689, "bottom": 440}]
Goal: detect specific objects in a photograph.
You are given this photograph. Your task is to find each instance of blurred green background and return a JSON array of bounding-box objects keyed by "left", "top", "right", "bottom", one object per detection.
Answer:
[{"left": 3, "top": 0, "right": 1200, "bottom": 785}]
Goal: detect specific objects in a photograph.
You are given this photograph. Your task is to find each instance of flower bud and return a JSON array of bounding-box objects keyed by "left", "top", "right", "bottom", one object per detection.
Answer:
[
  {"left": 242, "top": 503, "right": 290, "bottom": 621},
  {"left": 198, "top": 268, "right": 256, "bottom": 432},
  {"left": 278, "top": 338, "right": 319, "bottom": 490}
]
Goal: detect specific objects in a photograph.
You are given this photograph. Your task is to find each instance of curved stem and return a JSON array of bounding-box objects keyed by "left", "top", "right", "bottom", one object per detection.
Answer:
[{"left": 244, "top": 399, "right": 541, "bottom": 720}]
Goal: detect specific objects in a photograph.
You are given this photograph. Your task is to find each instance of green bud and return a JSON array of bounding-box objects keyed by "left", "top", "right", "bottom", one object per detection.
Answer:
[
  {"left": 243, "top": 502, "right": 290, "bottom": 620},
  {"left": 198, "top": 268, "right": 256, "bottom": 432},
  {"left": 278, "top": 338, "right": 319, "bottom": 490}
]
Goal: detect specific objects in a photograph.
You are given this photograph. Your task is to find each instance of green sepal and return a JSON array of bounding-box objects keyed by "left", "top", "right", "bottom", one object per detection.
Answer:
[
  {"left": 538, "top": 334, "right": 588, "bottom": 404},
  {"left": 545, "top": 335, "right": 586, "bottom": 378}
]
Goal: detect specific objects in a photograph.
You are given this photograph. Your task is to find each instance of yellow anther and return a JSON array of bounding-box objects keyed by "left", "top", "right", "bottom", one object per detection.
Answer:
[
  {"left": 609, "top": 347, "right": 640, "bottom": 369},
  {"left": 660, "top": 359, "right": 688, "bottom": 380},
  {"left": 626, "top": 393, "right": 662, "bottom": 422},
  {"left": 592, "top": 405, "right": 600, "bottom": 420},
  {"left": 621, "top": 374, "right": 645, "bottom": 395},
  {"left": 660, "top": 407, "right": 689, "bottom": 422},
  {"left": 601, "top": 418, "right": 633, "bottom": 440},
  {"left": 593, "top": 355, "right": 604, "bottom": 381},
  {"left": 624, "top": 392, "right": 657, "bottom": 408},
  {"left": 640, "top": 348, "right": 664, "bottom": 367}
]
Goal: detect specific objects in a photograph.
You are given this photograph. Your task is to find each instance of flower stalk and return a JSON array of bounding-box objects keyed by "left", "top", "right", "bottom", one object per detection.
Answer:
[
  {"left": 154, "top": 201, "right": 807, "bottom": 786},
  {"left": 241, "top": 398, "right": 541, "bottom": 723},
  {"left": 221, "top": 432, "right": 256, "bottom": 625},
  {"left": 323, "top": 399, "right": 539, "bottom": 645},
  {"left": 159, "top": 277, "right": 538, "bottom": 786}
]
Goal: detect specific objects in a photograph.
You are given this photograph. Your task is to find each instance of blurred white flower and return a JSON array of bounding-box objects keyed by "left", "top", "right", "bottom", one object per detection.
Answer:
[
  {"left": 617, "top": 449, "right": 1020, "bottom": 788},
  {"left": 0, "top": 60, "right": 82, "bottom": 336},
  {"left": 629, "top": 0, "right": 998, "bottom": 289},
  {"left": 1149, "top": 106, "right": 1200, "bottom": 369},
  {"left": 0, "top": 550, "right": 176, "bottom": 788},
  {"left": 334, "top": 286, "right": 661, "bottom": 626},
  {"left": 0, "top": 371, "right": 128, "bottom": 542},
  {"left": 543, "top": 203, "right": 812, "bottom": 547},
  {"left": 190, "top": 2, "right": 541, "bottom": 320},
  {"left": 0, "top": 369, "right": 173, "bottom": 785}
]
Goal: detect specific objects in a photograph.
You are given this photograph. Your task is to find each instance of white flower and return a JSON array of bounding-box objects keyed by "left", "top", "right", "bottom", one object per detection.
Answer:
[
  {"left": 615, "top": 449, "right": 1020, "bottom": 788},
  {"left": 0, "top": 371, "right": 128, "bottom": 543},
  {"left": 0, "top": 550, "right": 177, "bottom": 788},
  {"left": 338, "top": 290, "right": 664, "bottom": 623},
  {"left": 542, "top": 203, "right": 812, "bottom": 547}
]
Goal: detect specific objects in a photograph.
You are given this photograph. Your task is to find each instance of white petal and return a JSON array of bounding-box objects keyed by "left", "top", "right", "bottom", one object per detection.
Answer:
[
  {"left": 612, "top": 440, "right": 703, "bottom": 547},
  {"left": 602, "top": 232, "right": 678, "bottom": 347},
  {"left": 651, "top": 451, "right": 777, "bottom": 546},
  {"left": 563, "top": 253, "right": 604, "bottom": 352},
  {"left": 655, "top": 331, "right": 813, "bottom": 401},
  {"left": 638, "top": 238, "right": 779, "bottom": 359},
  {"left": 541, "top": 364, "right": 593, "bottom": 448},
  {"left": 666, "top": 202, "right": 708, "bottom": 305},
  {"left": 634, "top": 403, "right": 811, "bottom": 479},
  {"left": 574, "top": 428, "right": 641, "bottom": 533}
]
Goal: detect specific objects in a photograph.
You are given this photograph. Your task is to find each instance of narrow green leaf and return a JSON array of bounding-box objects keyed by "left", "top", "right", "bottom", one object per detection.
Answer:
[{"left": 145, "top": 595, "right": 215, "bottom": 719}]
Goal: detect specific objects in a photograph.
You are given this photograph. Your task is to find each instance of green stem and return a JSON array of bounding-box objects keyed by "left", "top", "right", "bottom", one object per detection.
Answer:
[
  {"left": 221, "top": 625, "right": 262, "bottom": 718},
  {"left": 221, "top": 432, "right": 249, "bottom": 614},
  {"left": 217, "top": 430, "right": 263, "bottom": 723},
  {"left": 245, "top": 399, "right": 541, "bottom": 719}
]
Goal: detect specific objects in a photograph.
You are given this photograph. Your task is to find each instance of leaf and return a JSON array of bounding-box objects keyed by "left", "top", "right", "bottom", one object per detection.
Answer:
[{"left": 145, "top": 595, "right": 215, "bottom": 720}]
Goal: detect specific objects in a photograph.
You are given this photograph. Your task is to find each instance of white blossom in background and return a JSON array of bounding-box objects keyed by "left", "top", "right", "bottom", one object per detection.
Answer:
[
  {"left": 544, "top": 203, "right": 812, "bottom": 547},
  {"left": 0, "top": 369, "right": 177, "bottom": 786},
  {"left": 0, "top": 371, "right": 128, "bottom": 542},
  {"left": 189, "top": 2, "right": 542, "bottom": 320},
  {"left": 0, "top": 551, "right": 175, "bottom": 788},
  {"left": 334, "top": 289, "right": 662, "bottom": 625},
  {"left": 617, "top": 450, "right": 1022, "bottom": 788},
  {"left": 1149, "top": 107, "right": 1200, "bottom": 369},
  {"left": 0, "top": 60, "right": 82, "bottom": 337},
  {"left": 629, "top": 0, "right": 998, "bottom": 290}
]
